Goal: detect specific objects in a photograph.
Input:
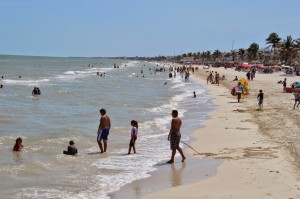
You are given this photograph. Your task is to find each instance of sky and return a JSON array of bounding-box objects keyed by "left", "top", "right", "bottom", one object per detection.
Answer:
[{"left": 0, "top": 0, "right": 299, "bottom": 57}]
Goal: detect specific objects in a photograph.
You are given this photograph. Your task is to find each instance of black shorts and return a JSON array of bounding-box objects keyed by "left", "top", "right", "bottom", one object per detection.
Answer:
[{"left": 129, "top": 139, "right": 136, "bottom": 147}]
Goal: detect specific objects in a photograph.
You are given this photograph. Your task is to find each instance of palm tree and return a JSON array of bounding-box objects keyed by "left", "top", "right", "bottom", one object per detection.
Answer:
[
  {"left": 238, "top": 48, "right": 246, "bottom": 62},
  {"left": 231, "top": 50, "right": 237, "bottom": 61},
  {"left": 279, "top": 35, "right": 298, "bottom": 65},
  {"left": 212, "top": 50, "right": 222, "bottom": 61},
  {"left": 200, "top": 52, "right": 206, "bottom": 63},
  {"left": 193, "top": 52, "right": 201, "bottom": 61},
  {"left": 223, "top": 52, "right": 231, "bottom": 62},
  {"left": 176, "top": 55, "right": 182, "bottom": 62},
  {"left": 266, "top": 32, "right": 281, "bottom": 53},
  {"left": 247, "top": 43, "right": 259, "bottom": 62},
  {"left": 205, "top": 51, "right": 211, "bottom": 61}
]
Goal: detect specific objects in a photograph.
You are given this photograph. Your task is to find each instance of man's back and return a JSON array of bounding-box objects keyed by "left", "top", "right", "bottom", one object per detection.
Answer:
[
  {"left": 100, "top": 115, "right": 111, "bottom": 129},
  {"left": 171, "top": 117, "right": 182, "bottom": 133}
]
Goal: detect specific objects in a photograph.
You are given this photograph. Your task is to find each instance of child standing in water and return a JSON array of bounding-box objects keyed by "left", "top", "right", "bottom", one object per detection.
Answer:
[
  {"left": 128, "top": 120, "right": 138, "bottom": 154},
  {"left": 13, "top": 137, "right": 23, "bottom": 151}
]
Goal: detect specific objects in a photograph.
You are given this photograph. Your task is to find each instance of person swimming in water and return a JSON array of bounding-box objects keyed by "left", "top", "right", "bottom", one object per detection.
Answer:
[
  {"left": 193, "top": 91, "right": 196, "bottom": 98},
  {"left": 32, "top": 87, "right": 41, "bottom": 95},
  {"left": 13, "top": 137, "right": 23, "bottom": 151}
]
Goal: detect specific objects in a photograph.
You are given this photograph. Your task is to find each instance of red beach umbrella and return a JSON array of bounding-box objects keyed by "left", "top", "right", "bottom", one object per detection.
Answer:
[{"left": 238, "top": 63, "right": 251, "bottom": 69}]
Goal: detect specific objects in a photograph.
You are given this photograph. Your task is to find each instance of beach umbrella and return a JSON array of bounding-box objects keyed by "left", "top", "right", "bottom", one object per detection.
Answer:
[{"left": 238, "top": 63, "right": 251, "bottom": 69}]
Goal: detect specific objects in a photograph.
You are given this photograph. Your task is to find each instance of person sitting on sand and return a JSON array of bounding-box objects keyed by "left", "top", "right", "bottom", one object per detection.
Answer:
[
  {"left": 63, "top": 140, "right": 78, "bottom": 155},
  {"left": 233, "top": 76, "right": 238, "bottom": 81},
  {"left": 13, "top": 137, "right": 23, "bottom": 151}
]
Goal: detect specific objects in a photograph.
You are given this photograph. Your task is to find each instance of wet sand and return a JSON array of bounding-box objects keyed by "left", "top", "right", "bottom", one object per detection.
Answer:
[
  {"left": 143, "top": 66, "right": 300, "bottom": 199},
  {"left": 109, "top": 157, "right": 221, "bottom": 199},
  {"left": 110, "top": 65, "right": 300, "bottom": 199}
]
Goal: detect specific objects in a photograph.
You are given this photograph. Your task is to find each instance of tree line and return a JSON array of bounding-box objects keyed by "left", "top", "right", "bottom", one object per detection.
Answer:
[{"left": 175, "top": 33, "right": 300, "bottom": 65}]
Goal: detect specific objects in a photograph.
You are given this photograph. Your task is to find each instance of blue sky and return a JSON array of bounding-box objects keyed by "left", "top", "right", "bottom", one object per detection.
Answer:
[{"left": 0, "top": 0, "right": 299, "bottom": 57}]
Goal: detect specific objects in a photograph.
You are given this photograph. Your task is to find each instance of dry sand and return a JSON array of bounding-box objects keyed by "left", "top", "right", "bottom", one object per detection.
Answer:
[{"left": 143, "top": 66, "right": 300, "bottom": 199}]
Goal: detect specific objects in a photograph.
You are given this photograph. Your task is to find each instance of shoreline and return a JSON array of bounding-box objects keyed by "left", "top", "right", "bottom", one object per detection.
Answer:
[
  {"left": 142, "top": 66, "right": 300, "bottom": 199},
  {"left": 109, "top": 157, "right": 221, "bottom": 199},
  {"left": 109, "top": 68, "right": 222, "bottom": 199}
]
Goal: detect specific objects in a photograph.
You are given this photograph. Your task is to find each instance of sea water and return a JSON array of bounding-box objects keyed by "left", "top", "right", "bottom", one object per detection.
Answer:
[{"left": 0, "top": 55, "right": 214, "bottom": 199}]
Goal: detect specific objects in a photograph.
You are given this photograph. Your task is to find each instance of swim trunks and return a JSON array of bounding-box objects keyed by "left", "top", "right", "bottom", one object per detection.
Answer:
[
  {"left": 170, "top": 132, "right": 181, "bottom": 150},
  {"left": 97, "top": 128, "right": 109, "bottom": 141}
]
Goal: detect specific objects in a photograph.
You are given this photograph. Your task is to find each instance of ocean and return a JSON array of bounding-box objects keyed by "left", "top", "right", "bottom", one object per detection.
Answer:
[{"left": 0, "top": 55, "right": 216, "bottom": 199}]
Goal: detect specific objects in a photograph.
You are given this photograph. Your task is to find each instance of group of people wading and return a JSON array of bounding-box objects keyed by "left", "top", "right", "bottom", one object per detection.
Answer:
[{"left": 13, "top": 108, "right": 186, "bottom": 164}]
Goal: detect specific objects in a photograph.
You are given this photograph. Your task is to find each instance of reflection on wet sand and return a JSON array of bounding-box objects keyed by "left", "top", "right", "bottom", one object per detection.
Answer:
[
  {"left": 171, "top": 162, "right": 186, "bottom": 186},
  {"left": 109, "top": 158, "right": 221, "bottom": 199}
]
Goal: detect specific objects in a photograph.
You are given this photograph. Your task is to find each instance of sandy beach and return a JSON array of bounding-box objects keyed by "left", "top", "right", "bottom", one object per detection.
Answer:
[{"left": 140, "top": 66, "right": 300, "bottom": 199}]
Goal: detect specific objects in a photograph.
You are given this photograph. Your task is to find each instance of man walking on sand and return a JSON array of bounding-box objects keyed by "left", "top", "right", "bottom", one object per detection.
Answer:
[
  {"left": 97, "top": 109, "right": 111, "bottom": 153},
  {"left": 167, "top": 110, "right": 186, "bottom": 164}
]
